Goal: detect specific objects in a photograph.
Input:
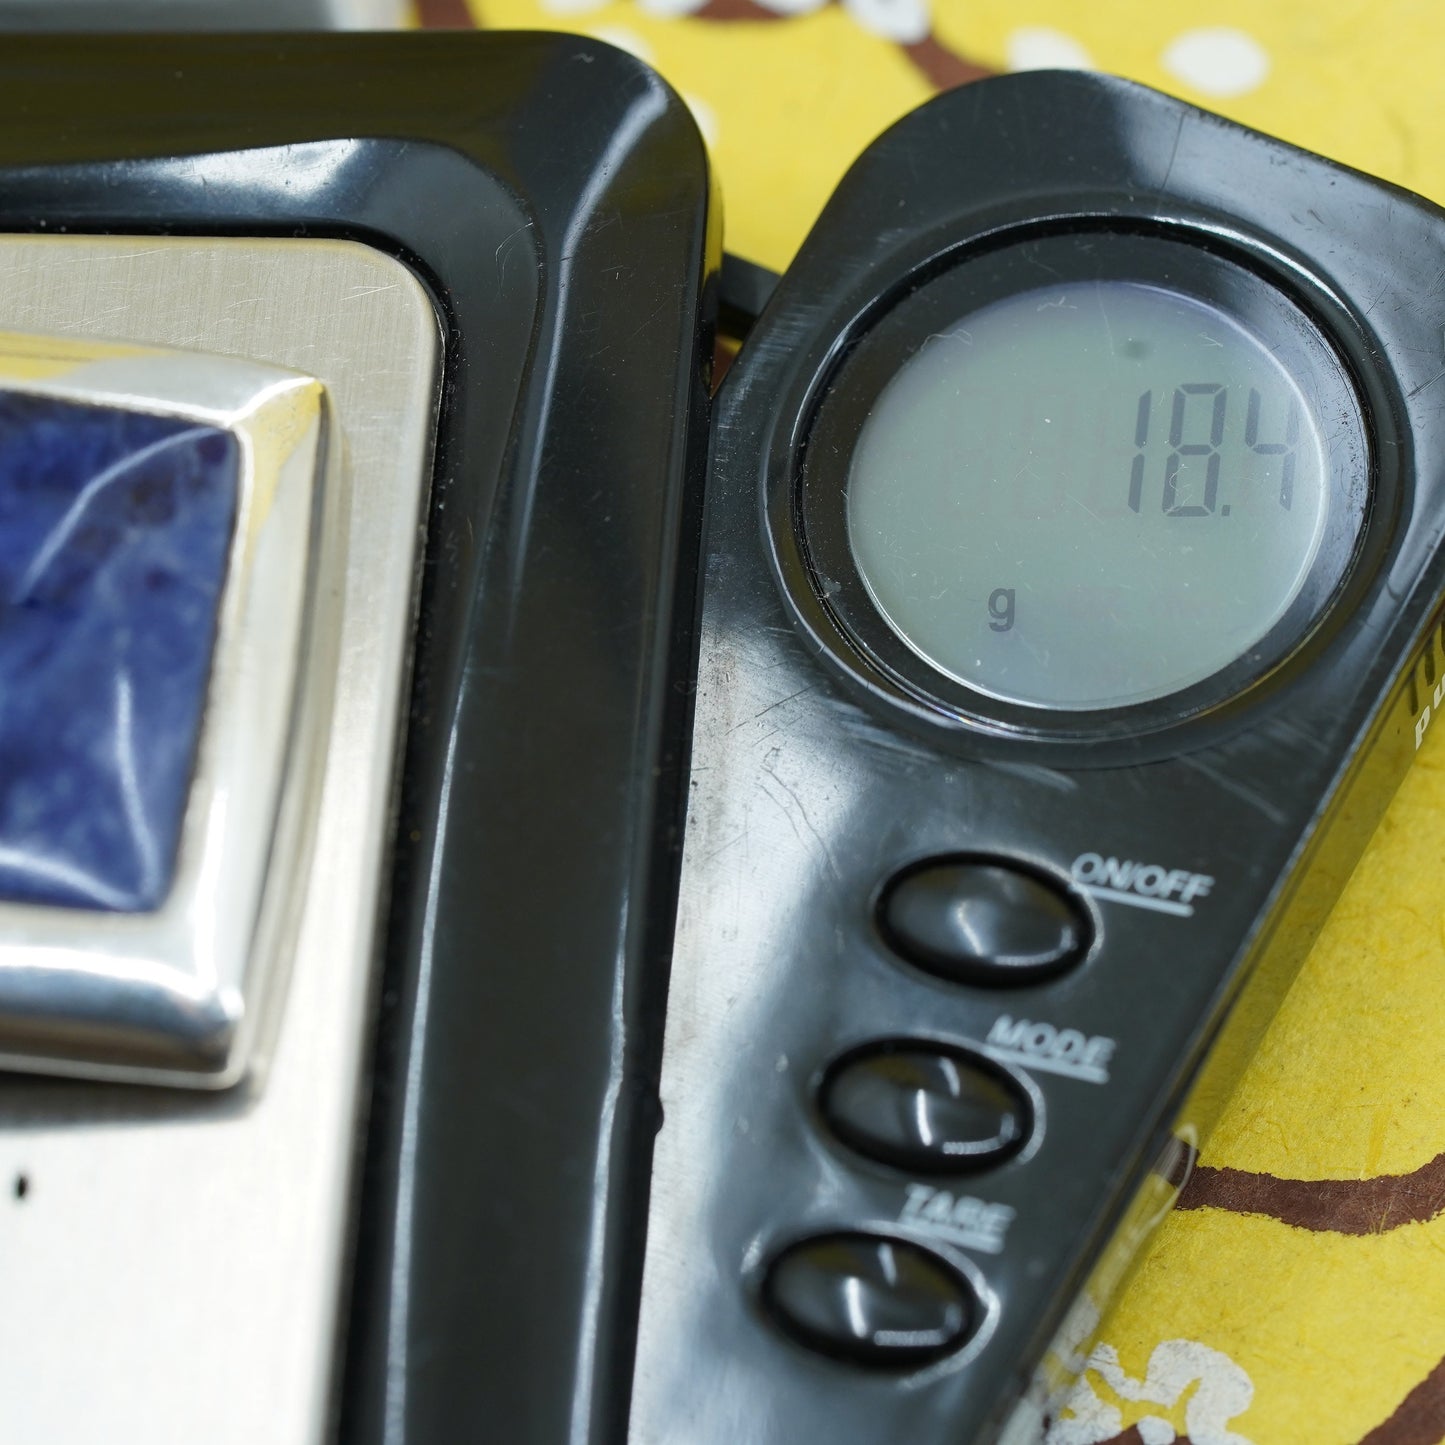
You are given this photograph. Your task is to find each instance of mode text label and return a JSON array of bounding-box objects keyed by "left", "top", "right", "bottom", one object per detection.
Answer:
[{"left": 985, "top": 1014, "right": 1115, "bottom": 1084}]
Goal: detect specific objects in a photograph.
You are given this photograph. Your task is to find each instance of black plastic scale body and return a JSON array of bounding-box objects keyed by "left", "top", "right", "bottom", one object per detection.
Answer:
[
  {"left": 626, "top": 73, "right": 1445, "bottom": 1442},
  {"left": 0, "top": 33, "right": 713, "bottom": 1445},
  {"left": 2, "top": 43, "right": 1445, "bottom": 1445}
]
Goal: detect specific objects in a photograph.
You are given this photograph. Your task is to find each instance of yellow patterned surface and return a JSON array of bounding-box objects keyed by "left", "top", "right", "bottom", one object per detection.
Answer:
[{"left": 447, "top": 3, "right": 1445, "bottom": 1438}]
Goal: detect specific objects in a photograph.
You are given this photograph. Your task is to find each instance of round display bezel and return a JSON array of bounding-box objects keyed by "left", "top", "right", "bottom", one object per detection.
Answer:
[{"left": 793, "top": 229, "right": 1374, "bottom": 740}]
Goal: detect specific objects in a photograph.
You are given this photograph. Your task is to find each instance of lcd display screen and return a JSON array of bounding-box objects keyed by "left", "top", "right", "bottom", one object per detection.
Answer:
[{"left": 845, "top": 280, "right": 1351, "bottom": 710}]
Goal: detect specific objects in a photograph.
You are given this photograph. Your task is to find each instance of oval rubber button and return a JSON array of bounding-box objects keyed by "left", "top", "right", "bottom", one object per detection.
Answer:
[
  {"left": 878, "top": 857, "right": 1089, "bottom": 986},
  {"left": 763, "top": 1233, "right": 975, "bottom": 1367},
  {"left": 820, "top": 1041, "right": 1030, "bottom": 1173}
]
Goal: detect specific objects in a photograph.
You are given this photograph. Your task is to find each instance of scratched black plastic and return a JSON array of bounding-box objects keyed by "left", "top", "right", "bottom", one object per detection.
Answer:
[{"left": 626, "top": 72, "right": 1445, "bottom": 1445}]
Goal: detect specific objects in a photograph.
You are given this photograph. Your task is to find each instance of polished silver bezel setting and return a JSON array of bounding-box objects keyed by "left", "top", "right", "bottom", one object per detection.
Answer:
[{"left": 0, "top": 334, "right": 330, "bottom": 1086}]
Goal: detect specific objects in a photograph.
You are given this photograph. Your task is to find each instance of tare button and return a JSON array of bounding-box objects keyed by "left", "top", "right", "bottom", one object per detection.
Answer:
[{"left": 762, "top": 1233, "right": 978, "bottom": 1368}]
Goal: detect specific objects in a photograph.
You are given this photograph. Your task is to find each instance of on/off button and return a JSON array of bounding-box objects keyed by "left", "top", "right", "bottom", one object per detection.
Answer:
[{"left": 877, "top": 857, "right": 1091, "bottom": 987}]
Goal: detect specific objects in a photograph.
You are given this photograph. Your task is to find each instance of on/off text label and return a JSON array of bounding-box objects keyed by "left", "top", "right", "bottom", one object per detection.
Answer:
[{"left": 1071, "top": 851, "right": 1214, "bottom": 917}]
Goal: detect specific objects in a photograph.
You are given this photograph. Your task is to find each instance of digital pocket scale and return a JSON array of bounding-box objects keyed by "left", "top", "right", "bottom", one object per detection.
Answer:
[
  {"left": 622, "top": 71, "right": 1445, "bottom": 1445},
  {"left": 0, "top": 41, "right": 1438, "bottom": 1445}
]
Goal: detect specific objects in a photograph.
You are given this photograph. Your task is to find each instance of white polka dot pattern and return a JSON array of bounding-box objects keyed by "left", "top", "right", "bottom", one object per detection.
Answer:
[
  {"left": 1162, "top": 27, "right": 1271, "bottom": 98},
  {"left": 1006, "top": 26, "right": 1094, "bottom": 73}
]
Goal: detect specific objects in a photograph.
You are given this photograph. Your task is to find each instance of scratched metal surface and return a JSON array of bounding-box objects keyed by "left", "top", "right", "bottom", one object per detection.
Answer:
[{"left": 0, "top": 236, "right": 439, "bottom": 1445}]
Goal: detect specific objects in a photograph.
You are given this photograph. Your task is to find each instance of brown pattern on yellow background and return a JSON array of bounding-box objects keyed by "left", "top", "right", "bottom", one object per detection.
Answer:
[
  {"left": 1082, "top": 1355, "right": 1445, "bottom": 1445},
  {"left": 1357, "top": 1357, "right": 1445, "bottom": 1445},
  {"left": 416, "top": 0, "right": 476, "bottom": 26},
  {"left": 1177, "top": 1150, "right": 1445, "bottom": 1234}
]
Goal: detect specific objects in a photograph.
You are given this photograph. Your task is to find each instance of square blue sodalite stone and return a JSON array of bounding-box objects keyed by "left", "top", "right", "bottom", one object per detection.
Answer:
[{"left": 0, "top": 392, "right": 238, "bottom": 911}]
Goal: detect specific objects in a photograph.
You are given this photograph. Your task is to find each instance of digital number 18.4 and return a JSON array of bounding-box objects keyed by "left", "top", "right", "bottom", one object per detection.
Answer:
[{"left": 1127, "top": 384, "right": 1300, "bottom": 516}]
